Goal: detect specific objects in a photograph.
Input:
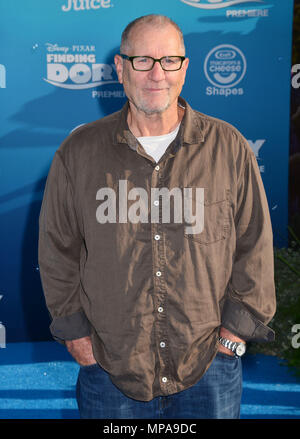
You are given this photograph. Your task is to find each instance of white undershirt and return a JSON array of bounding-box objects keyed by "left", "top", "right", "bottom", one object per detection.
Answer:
[{"left": 137, "top": 123, "right": 180, "bottom": 163}]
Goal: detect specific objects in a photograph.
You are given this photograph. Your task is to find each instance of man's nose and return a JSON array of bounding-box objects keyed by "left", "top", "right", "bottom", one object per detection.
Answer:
[{"left": 148, "top": 60, "right": 166, "bottom": 80}]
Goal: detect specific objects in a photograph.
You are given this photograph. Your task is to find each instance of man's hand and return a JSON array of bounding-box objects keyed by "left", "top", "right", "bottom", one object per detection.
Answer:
[
  {"left": 65, "top": 336, "right": 97, "bottom": 366},
  {"left": 218, "top": 327, "right": 245, "bottom": 356}
]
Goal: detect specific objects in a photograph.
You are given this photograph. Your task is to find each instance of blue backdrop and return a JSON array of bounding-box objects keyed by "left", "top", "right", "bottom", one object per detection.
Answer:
[{"left": 0, "top": 0, "right": 294, "bottom": 342}]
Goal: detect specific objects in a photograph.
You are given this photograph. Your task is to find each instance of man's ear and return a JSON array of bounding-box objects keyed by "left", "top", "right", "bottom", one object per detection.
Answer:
[
  {"left": 183, "top": 57, "right": 189, "bottom": 75},
  {"left": 181, "top": 57, "right": 189, "bottom": 86},
  {"left": 114, "top": 54, "right": 124, "bottom": 84}
]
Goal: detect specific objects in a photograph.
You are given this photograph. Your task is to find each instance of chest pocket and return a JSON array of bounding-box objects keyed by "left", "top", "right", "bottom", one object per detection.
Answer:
[{"left": 184, "top": 188, "right": 231, "bottom": 245}]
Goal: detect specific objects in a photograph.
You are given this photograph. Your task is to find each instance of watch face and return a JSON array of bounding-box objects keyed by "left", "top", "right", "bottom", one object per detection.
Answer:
[{"left": 236, "top": 343, "right": 246, "bottom": 356}]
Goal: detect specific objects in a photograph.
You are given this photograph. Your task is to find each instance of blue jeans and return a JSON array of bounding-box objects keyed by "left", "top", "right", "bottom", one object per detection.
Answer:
[{"left": 76, "top": 352, "right": 242, "bottom": 419}]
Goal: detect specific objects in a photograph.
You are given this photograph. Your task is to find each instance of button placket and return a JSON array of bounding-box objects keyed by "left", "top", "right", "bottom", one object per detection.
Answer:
[{"left": 151, "top": 162, "right": 173, "bottom": 394}]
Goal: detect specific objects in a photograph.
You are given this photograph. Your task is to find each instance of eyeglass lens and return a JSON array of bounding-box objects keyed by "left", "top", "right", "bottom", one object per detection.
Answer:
[{"left": 133, "top": 56, "right": 183, "bottom": 71}]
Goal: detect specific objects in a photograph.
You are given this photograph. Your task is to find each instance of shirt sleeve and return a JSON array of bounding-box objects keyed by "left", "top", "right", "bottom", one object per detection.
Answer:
[
  {"left": 221, "top": 148, "right": 276, "bottom": 342},
  {"left": 38, "top": 151, "right": 91, "bottom": 343}
]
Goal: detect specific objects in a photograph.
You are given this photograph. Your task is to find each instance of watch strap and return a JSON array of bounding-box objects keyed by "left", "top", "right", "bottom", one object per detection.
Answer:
[
  {"left": 219, "top": 336, "right": 237, "bottom": 352},
  {"left": 218, "top": 336, "right": 246, "bottom": 357}
]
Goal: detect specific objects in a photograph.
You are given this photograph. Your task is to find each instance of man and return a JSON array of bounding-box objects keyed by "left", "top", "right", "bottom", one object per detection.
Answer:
[{"left": 39, "top": 14, "right": 276, "bottom": 419}]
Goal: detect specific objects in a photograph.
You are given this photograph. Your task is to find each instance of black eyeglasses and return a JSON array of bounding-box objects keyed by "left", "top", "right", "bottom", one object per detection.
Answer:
[{"left": 120, "top": 55, "right": 186, "bottom": 71}]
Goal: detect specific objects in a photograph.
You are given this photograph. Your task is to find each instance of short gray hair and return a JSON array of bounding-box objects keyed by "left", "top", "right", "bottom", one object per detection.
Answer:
[{"left": 120, "top": 14, "right": 185, "bottom": 55}]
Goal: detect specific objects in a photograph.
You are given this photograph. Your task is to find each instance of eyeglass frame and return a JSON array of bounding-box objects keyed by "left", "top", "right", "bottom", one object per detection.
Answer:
[{"left": 119, "top": 54, "right": 186, "bottom": 71}]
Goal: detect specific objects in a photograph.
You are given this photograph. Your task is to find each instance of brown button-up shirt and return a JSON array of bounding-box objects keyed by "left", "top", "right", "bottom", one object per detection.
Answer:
[{"left": 38, "top": 97, "right": 276, "bottom": 402}]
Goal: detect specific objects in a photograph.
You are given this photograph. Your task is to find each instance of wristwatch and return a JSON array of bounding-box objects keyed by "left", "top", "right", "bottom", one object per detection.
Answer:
[{"left": 218, "top": 336, "right": 246, "bottom": 358}]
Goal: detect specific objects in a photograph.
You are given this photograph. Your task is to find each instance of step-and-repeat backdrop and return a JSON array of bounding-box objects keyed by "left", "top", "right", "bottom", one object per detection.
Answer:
[{"left": 0, "top": 0, "right": 294, "bottom": 342}]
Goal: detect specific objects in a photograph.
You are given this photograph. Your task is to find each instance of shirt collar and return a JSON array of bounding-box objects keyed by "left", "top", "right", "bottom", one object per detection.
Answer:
[
  {"left": 179, "top": 97, "right": 205, "bottom": 144},
  {"left": 113, "top": 96, "right": 204, "bottom": 150}
]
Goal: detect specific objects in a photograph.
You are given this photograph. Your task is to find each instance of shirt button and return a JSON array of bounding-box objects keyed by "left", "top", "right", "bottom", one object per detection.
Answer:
[
  {"left": 153, "top": 200, "right": 159, "bottom": 206},
  {"left": 160, "top": 341, "right": 166, "bottom": 348},
  {"left": 154, "top": 235, "right": 160, "bottom": 240},
  {"left": 158, "top": 306, "right": 164, "bottom": 313},
  {"left": 155, "top": 165, "right": 160, "bottom": 171},
  {"left": 162, "top": 377, "right": 168, "bottom": 383},
  {"left": 156, "top": 271, "right": 162, "bottom": 277}
]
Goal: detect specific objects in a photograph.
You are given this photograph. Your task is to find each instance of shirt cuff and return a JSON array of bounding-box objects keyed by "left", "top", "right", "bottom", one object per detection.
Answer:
[
  {"left": 221, "top": 297, "right": 275, "bottom": 342},
  {"left": 50, "top": 310, "right": 92, "bottom": 343}
]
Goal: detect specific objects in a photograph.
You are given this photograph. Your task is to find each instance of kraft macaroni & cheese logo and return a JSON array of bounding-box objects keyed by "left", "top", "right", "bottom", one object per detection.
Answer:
[{"left": 204, "top": 44, "right": 247, "bottom": 97}]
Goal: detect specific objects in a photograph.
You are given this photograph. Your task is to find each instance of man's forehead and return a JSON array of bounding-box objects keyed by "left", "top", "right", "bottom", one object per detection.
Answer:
[{"left": 128, "top": 23, "right": 181, "bottom": 46}]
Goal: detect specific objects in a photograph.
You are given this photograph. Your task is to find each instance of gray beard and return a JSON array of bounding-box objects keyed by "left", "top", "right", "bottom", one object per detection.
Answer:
[
  {"left": 128, "top": 89, "right": 171, "bottom": 115},
  {"left": 135, "top": 100, "right": 170, "bottom": 115}
]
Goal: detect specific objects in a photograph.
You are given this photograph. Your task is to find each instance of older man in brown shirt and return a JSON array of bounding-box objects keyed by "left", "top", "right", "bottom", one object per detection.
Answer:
[{"left": 38, "top": 14, "right": 276, "bottom": 419}]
